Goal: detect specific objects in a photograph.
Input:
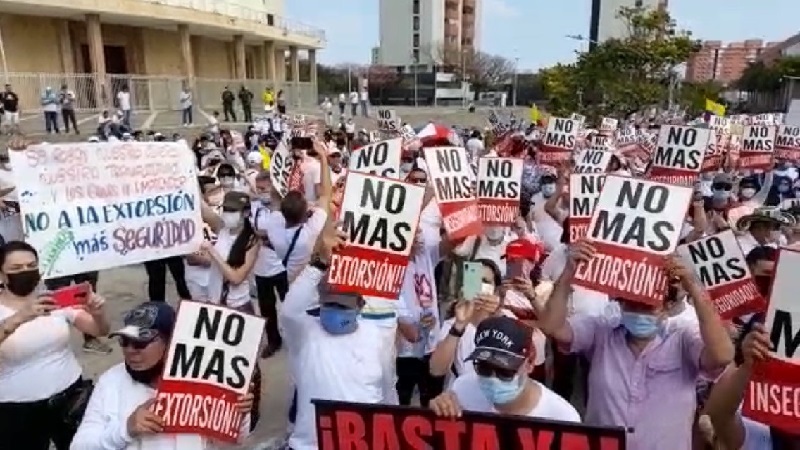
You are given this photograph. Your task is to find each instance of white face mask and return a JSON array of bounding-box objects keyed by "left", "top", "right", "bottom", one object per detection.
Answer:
[
  {"left": 485, "top": 226, "right": 505, "bottom": 241},
  {"left": 220, "top": 177, "right": 235, "bottom": 188},
  {"left": 221, "top": 212, "right": 241, "bottom": 229},
  {"left": 740, "top": 188, "right": 756, "bottom": 199}
]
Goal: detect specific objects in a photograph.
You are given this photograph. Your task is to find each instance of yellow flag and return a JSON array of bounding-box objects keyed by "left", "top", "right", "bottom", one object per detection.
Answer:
[
  {"left": 259, "top": 145, "right": 271, "bottom": 170},
  {"left": 705, "top": 99, "right": 725, "bottom": 116},
  {"left": 529, "top": 104, "right": 540, "bottom": 122}
]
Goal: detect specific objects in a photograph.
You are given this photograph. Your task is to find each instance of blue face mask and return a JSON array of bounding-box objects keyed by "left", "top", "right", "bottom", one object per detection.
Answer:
[
  {"left": 620, "top": 311, "right": 661, "bottom": 338},
  {"left": 477, "top": 374, "right": 524, "bottom": 405},
  {"left": 778, "top": 185, "right": 790, "bottom": 194},
  {"left": 318, "top": 305, "right": 358, "bottom": 335},
  {"left": 541, "top": 184, "right": 556, "bottom": 198}
]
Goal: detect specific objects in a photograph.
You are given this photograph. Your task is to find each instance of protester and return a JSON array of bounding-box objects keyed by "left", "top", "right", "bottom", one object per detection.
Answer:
[
  {"left": 59, "top": 84, "right": 79, "bottom": 134},
  {"left": 221, "top": 86, "right": 236, "bottom": 122},
  {"left": 0, "top": 241, "right": 109, "bottom": 449},
  {"left": 179, "top": 86, "right": 193, "bottom": 126},
  {"left": 42, "top": 86, "right": 60, "bottom": 134}
]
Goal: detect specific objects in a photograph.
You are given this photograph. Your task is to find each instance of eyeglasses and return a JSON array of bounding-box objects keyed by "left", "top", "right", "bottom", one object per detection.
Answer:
[
  {"left": 712, "top": 183, "right": 732, "bottom": 191},
  {"left": 118, "top": 336, "right": 155, "bottom": 350},
  {"left": 473, "top": 361, "right": 518, "bottom": 381}
]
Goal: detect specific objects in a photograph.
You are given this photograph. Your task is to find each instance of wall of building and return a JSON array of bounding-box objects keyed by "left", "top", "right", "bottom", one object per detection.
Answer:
[
  {"left": 193, "top": 36, "right": 235, "bottom": 79},
  {"left": 141, "top": 29, "right": 182, "bottom": 76},
  {"left": 593, "top": 0, "right": 662, "bottom": 43},
  {"left": 379, "top": 0, "right": 414, "bottom": 67},
  {"left": 1, "top": 15, "right": 62, "bottom": 73}
]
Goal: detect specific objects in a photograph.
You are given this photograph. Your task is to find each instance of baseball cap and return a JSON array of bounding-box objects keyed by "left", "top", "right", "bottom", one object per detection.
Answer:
[
  {"left": 712, "top": 172, "right": 733, "bottom": 185},
  {"left": 110, "top": 302, "right": 176, "bottom": 342},
  {"left": 465, "top": 316, "right": 533, "bottom": 371},
  {"left": 246, "top": 151, "right": 263, "bottom": 165},
  {"left": 504, "top": 238, "right": 543, "bottom": 262},
  {"left": 221, "top": 191, "right": 250, "bottom": 212},
  {"left": 306, "top": 279, "right": 363, "bottom": 316}
]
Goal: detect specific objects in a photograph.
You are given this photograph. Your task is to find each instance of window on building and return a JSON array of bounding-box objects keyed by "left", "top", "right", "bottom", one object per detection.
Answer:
[
  {"left": 413, "top": 49, "right": 420, "bottom": 62},
  {"left": 413, "top": 0, "right": 420, "bottom": 14},
  {"left": 413, "top": 16, "right": 420, "bottom": 31},
  {"left": 267, "top": 14, "right": 274, "bottom": 26},
  {"left": 413, "top": 33, "right": 420, "bottom": 47}
]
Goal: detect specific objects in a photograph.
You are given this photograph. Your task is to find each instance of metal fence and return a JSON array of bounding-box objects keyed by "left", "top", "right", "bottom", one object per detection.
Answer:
[{"left": 3, "top": 72, "right": 317, "bottom": 113}]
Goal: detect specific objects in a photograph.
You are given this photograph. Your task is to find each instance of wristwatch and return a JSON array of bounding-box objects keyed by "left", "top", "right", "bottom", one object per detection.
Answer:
[
  {"left": 309, "top": 254, "right": 329, "bottom": 271},
  {"left": 448, "top": 325, "right": 465, "bottom": 338}
]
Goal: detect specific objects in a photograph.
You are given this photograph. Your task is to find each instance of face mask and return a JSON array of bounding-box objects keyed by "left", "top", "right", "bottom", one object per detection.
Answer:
[
  {"left": 220, "top": 177, "right": 235, "bottom": 188},
  {"left": 401, "top": 163, "right": 413, "bottom": 172},
  {"left": 125, "top": 358, "right": 164, "bottom": 385},
  {"left": 621, "top": 311, "right": 660, "bottom": 338},
  {"left": 485, "top": 226, "right": 505, "bottom": 241},
  {"left": 318, "top": 305, "right": 358, "bottom": 335},
  {"left": 740, "top": 188, "right": 756, "bottom": 199},
  {"left": 778, "top": 185, "right": 790, "bottom": 194},
  {"left": 477, "top": 374, "right": 524, "bottom": 405},
  {"left": 5, "top": 269, "right": 41, "bottom": 297},
  {"left": 221, "top": 212, "right": 241, "bottom": 229},
  {"left": 754, "top": 274, "right": 773, "bottom": 297},
  {"left": 712, "top": 190, "right": 730, "bottom": 201},
  {"left": 541, "top": 183, "right": 556, "bottom": 198}
]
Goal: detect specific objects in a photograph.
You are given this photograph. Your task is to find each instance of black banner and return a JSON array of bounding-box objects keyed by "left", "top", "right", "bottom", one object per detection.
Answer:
[{"left": 313, "top": 400, "right": 627, "bottom": 450}]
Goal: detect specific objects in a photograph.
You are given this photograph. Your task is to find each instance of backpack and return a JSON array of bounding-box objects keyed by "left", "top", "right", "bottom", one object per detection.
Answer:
[{"left": 435, "top": 237, "right": 481, "bottom": 317}]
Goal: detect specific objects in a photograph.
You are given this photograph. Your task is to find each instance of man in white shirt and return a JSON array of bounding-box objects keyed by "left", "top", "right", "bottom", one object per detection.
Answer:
[
  {"left": 349, "top": 91, "right": 358, "bottom": 117},
  {"left": 116, "top": 85, "right": 132, "bottom": 127},
  {"left": 359, "top": 89, "right": 369, "bottom": 117},
  {"left": 430, "top": 316, "right": 580, "bottom": 422},
  {"left": 337, "top": 92, "right": 346, "bottom": 116}
]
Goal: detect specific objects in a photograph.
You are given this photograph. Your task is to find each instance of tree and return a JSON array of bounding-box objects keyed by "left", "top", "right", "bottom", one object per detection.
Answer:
[
  {"left": 540, "top": 5, "right": 700, "bottom": 120},
  {"left": 736, "top": 56, "right": 800, "bottom": 93},
  {"left": 424, "top": 42, "right": 514, "bottom": 92}
]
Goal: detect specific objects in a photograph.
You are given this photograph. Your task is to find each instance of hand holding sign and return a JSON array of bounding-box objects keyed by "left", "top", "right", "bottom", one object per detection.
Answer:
[
  {"left": 430, "top": 391, "right": 463, "bottom": 418},
  {"left": 127, "top": 398, "right": 164, "bottom": 438},
  {"left": 741, "top": 323, "right": 772, "bottom": 366},
  {"left": 315, "top": 220, "right": 348, "bottom": 262}
]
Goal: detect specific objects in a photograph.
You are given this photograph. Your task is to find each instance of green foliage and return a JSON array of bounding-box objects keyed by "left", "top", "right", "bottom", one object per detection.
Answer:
[
  {"left": 540, "top": 6, "right": 699, "bottom": 119},
  {"left": 680, "top": 80, "right": 724, "bottom": 116},
  {"left": 736, "top": 56, "right": 800, "bottom": 92}
]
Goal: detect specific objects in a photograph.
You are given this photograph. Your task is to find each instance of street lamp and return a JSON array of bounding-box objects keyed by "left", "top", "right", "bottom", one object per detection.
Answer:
[
  {"left": 411, "top": 51, "right": 419, "bottom": 107},
  {"left": 512, "top": 57, "right": 519, "bottom": 107}
]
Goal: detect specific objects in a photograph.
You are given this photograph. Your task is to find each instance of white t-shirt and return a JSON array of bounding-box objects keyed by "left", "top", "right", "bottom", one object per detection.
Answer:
[
  {"left": 302, "top": 158, "right": 321, "bottom": 203},
  {"left": 450, "top": 372, "right": 581, "bottom": 422},
  {"left": 397, "top": 238, "right": 440, "bottom": 358},
  {"left": 529, "top": 193, "right": 564, "bottom": 251},
  {"left": 465, "top": 138, "right": 485, "bottom": 158},
  {"left": 338, "top": 93, "right": 346, "bottom": 103},
  {"left": 263, "top": 207, "right": 328, "bottom": 282},
  {"left": 0, "top": 305, "right": 82, "bottom": 401},
  {"left": 360, "top": 91, "right": 368, "bottom": 101},
  {"left": 349, "top": 92, "right": 359, "bottom": 104},
  {"left": 117, "top": 91, "right": 131, "bottom": 111},
  {"left": 250, "top": 205, "right": 284, "bottom": 278},
  {"left": 206, "top": 229, "right": 253, "bottom": 308},
  {"left": 453, "top": 233, "right": 513, "bottom": 275}
]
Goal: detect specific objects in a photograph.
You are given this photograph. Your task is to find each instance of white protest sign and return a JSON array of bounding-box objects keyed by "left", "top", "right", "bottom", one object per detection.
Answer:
[
  {"left": 649, "top": 125, "right": 710, "bottom": 186},
  {"left": 740, "top": 125, "right": 776, "bottom": 170},
  {"left": 676, "top": 230, "right": 764, "bottom": 319},
  {"left": 540, "top": 117, "right": 579, "bottom": 164},
  {"left": 329, "top": 172, "right": 425, "bottom": 299},
  {"left": 268, "top": 141, "right": 295, "bottom": 197},
  {"left": 573, "top": 176, "right": 693, "bottom": 306},
  {"left": 568, "top": 173, "right": 605, "bottom": 242},
  {"left": 423, "top": 147, "right": 481, "bottom": 240},
  {"left": 742, "top": 249, "right": 800, "bottom": 432},
  {"left": 775, "top": 125, "right": 800, "bottom": 161},
  {"left": 599, "top": 117, "right": 618, "bottom": 135},
  {"left": 155, "top": 301, "right": 264, "bottom": 443},
  {"left": 616, "top": 127, "right": 638, "bottom": 146},
  {"left": 10, "top": 142, "right": 202, "bottom": 278},
  {"left": 573, "top": 148, "right": 613, "bottom": 173},
  {"left": 348, "top": 137, "right": 402, "bottom": 179},
  {"left": 476, "top": 157, "right": 523, "bottom": 225},
  {"left": 569, "top": 113, "right": 586, "bottom": 126},
  {"left": 377, "top": 109, "right": 400, "bottom": 134}
]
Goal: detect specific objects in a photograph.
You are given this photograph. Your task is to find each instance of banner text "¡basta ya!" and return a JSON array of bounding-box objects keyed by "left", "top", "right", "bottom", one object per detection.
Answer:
[
  {"left": 328, "top": 172, "right": 425, "bottom": 299},
  {"left": 573, "top": 176, "right": 693, "bottom": 306},
  {"left": 314, "top": 400, "right": 627, "bottom": 450},
  {"left": 155, "top": 301, "right": 264, "bottom": 443}
]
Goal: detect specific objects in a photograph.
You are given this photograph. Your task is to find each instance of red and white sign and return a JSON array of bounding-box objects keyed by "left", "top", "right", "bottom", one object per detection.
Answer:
[
  {"left": 702, "top": 131, "right": 727, "bottom": 173},
  {"left": 775, "top": 125, "right": 800, "bottom": 162},
  {"left": 649, "top": 125, "right": 709, "bottom": 186},
  {"left": 599, "top": 117, "right": 618, "bottom": 136},
  {"left": 540, "top": 117, "right": 579, "bottom": 164},
  {"left": 740, "top": 125, "right": 776, "bottom": 170},
  {"left": 423, "top": 147, "right": 481, "bottom": 240},
  {"left": 568, "top": 174, "right": 605, "bottom": 243},
  {"left": 743, "top": 249, "right": 800, "bottom": 434},
  {"left": 676, "top": 230, "right": 765, "bottom": 320},
  {"left": 573, "top": 176, "right": 693, "bottom": 306},
  {"left": 268, "top": 141, "right": 295, "bottom": 197},
  {"left": 329, "top": 172, "right": 425, "bottom": 299},
  {"left": 573, "top": 148, "right": 612, "bottom": 174},
  {"left": 155, "top": 301, "right": 264, "bottom": 443},
  {"left": 476, "top": 157, "right": 523, "bottom": 225},
  {"left": 616, "top": 127, "right": 638, "bottom": 147},
  {"left": 348, "top": 137, "right": 402, "bottom": 179}
]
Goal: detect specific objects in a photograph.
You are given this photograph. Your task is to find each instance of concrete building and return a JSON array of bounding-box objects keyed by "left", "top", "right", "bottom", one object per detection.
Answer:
[
  {"left": 378, "top": 0, "right": 481, "bottom": 70},
  {"left": 758, "top": 32, "right": 800, "bottom": 64},
  {"left": 0, "top": 0, "right": 324, "bottom": 112},
  {"left": 589, "top": 0, "right": 667, "bottom": 49},
  {"left": 685, "top": 40, "right": 778, "bottom": 85}
]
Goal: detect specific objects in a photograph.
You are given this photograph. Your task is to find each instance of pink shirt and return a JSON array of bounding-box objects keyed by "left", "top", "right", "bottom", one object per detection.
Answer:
[{"left": 567, "top": 315, "right": 706, "bottom": 450}]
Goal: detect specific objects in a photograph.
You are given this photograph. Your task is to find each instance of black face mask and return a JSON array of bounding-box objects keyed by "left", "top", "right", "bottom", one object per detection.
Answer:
[
  {"left": 125, "top": 358, "right": 165, "bottom": 385},
  {"left": 6, "top": 269, "right": 41, "bottom": 296},
  {"left": 754, "top": 274, "right": 773, "bottom": 297}
]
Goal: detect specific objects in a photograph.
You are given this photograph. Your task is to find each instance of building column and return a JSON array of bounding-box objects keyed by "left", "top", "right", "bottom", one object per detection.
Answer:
[
  {"left": 275, "top": 49, "right": 286, "bottom": 83},
  {"left": 178, "top": 24, "right": 195, "bottom": 89},
  {"left": 308, "top": 49, "right": 317, "bottom": 85},
  {"left": 85, "top": 14, "right": 107, "bottom": 108},
  {"left": 55, "top": 20, "right": 74, "bottom": 74},
  {"left": 254, "top": 46, "right": 266, "bottom": 80},
  {"left": 233, "top": 35, "right": 246, "bottom": 80},
  {"left": 289, "top": 46, "right": 300, "bottom": 83},
  {"left": 264, "top": 40, "right": 276, "bottom": 84}
]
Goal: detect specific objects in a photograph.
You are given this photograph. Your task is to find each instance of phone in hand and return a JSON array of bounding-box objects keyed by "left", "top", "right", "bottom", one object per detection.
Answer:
[
  {"left": 50, "top": 283, "right": 90, "bottom": 309},
  {"left": 461, "top": 262, "right": 483, "bottom": 301},
  {"left": 506, "top": 260, "right": 525, "bottom": 280}
]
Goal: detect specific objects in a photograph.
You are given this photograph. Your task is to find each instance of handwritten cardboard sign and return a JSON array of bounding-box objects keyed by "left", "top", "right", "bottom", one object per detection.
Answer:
[
  {"left": 775, "top": 125, "right": 800, "bottom": 161},
  {"left": 569, "top": 174, "right": 606, "bottom": 243},
  {"left": 155, "top": 301, "right": 264, "bottom": 443},
  {"left": 649, "top": 125, "right": 710, "bottom": 186},
  {"left": 740, "top": 125, "right": 776, "bottom": 170},
  {"left": 743, "top": 249, "right": 800, "bottom": 435},
  {"left": 269, "top": 141, "right": 295, "bottom": 197},
  {"left": 676, "top": 230, "right": 765, "bottom": 319},
  {"left": 348, "top": 137, "right": 402, "bottom": 179},
  {"left": 11, "top": 142, "right": 203, "bottom": 278},
  {"left": 313, "top": 400, "right": 627, "bottom": 450},
  {"left": 423, "top": 147, "right": 481, "bottom": 240},
  {"left": 329, "top": 172, "right": 424, "bottom": 299},
  {"left": 476, "top": 157, "right": 523, "bottom": 225},
  {"left": 540, "top": 117, "right": 579, "bottom": 164},
  {"left": 573, "top": 176, "right": 693, "bottom": 306}
]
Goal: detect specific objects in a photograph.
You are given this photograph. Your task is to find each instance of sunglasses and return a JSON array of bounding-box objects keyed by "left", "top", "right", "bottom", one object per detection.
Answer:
[
  {"left": 712, "top": 183, "right": 732, "bottom": 191},
  {"left": 409, "top": 177, "right": 427, "bottom": 184},
  {"left": 473, "top": 361, "right": 518, "bottom": 381},
  {"left": 117, "top": 336, "right": 155, "bottom": 350}
]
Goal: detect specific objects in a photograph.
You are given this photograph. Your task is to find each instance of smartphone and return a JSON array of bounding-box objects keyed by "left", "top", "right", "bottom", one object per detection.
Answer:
[
  {"left": 461, "top": 262, "right": 483, "bottom": 301},
  {"left": 51, "top": 283, "right": 90, "bottom": 309},
  {"left": 290, "top": 136, "right": 313, "bottom": 150},
  {"left": 506, "top": 260, "right": 525, "bottom": 280}
]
